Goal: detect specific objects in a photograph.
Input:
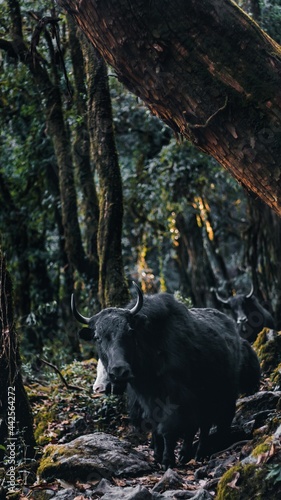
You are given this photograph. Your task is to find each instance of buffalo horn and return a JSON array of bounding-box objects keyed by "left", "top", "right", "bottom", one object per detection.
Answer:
[
  {"left": 71, "top": 293, "right": 93, "bottom": 324},
  {"left": 129, "top": 281, "right": 144, "bottom": 315},
  {"left": 215, "top": 290, "right": 229, "bottom": 304},
  {"left": 246, "top": 283, "right": 254, "bottom": 298}
]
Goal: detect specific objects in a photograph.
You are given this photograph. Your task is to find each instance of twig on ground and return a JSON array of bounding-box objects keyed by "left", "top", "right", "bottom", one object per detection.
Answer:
[{"left": 39, "top": 358, "right": 85, "bottom": 391}]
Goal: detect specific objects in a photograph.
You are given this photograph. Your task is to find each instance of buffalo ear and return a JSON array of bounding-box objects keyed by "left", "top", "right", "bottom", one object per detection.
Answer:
[{"left": 78, "top": 328, "right": 93, "bottom": 341}]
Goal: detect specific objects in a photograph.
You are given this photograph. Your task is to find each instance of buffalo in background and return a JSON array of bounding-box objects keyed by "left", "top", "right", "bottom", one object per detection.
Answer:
[
  {"left": 215, "top": 284, "right": 275, "bottom": 343},
  {"left": 72, "top": 283, "right": 260, "bottom": 468}
]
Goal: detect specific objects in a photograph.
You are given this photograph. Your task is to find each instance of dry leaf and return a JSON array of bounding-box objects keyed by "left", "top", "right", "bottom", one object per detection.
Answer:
[{"left": 227, "top": 471, "right": 240, "bottom": 490}]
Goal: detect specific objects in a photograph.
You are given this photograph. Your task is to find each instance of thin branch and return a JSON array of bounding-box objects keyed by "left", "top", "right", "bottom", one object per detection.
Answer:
[
  {"left": 210, "top": 439, "right": 250, "bottom": 459},
  {"left": 39, "top": 358, "right": 85, "bottom": 391}
]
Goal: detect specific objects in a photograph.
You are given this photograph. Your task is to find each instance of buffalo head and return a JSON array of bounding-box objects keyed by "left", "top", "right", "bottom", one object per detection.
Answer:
[
  {"left": 71, "top": 282, "right": 144, "bottom": 384},
  {"left": 215, "top": 284, "right": 275, "bottom": 342}
]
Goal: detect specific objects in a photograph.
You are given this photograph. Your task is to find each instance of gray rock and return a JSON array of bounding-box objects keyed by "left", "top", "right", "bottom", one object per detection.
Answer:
[
  {"left": 39, "top": 433, "right": 152, "bottom": 482},
  {"left": 51, "top": 489, "right": 81, "bottom": 500},
  {"left": 192, "top": 490, "right": 213, "bottom": 499},
  {"left": 161, "top": 490, "right": 198, "bottom": 498},
  {"left": 94, "top": 478, "right": 167, "bottom": 499},
  {"left": 98, "top": 484, "right": 154, "bottom": 499},
  {"left": 152, "top": 468, "right": 184, "bottom": 492}
]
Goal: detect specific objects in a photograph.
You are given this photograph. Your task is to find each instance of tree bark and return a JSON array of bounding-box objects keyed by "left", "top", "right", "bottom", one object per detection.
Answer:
[
  {"left": 86, "top": 45, "right": 129, "bottom": 307},
  {"left": 68, "top": 18, "right": 100, "bottom": 276},
  {"left": 0, "top": 252, "right": 36, "bottom": 465},
  {"left": 59, "top": 0, "right": 281, "bottom": 217},
  {"left": 176, "top": 212, "right": 216, "bottom": 307}
]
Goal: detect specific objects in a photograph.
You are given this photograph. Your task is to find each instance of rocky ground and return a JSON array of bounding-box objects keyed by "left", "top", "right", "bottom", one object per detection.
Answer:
[{"left": 4, "top": 329, "right": 281, "bottom": 499}]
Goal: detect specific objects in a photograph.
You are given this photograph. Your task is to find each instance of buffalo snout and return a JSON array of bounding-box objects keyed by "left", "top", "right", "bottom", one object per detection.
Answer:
[
  {"left": 109, "top": 364, "right": 133, "bottom": 383},
  {"left": 237, "top": 315, "right": 247, "bottom": 324}
]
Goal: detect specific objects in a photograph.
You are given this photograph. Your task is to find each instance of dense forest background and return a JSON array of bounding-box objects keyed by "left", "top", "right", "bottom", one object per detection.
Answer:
[{"left": 1, "top": 0, "right": 281, "bottom": 366}]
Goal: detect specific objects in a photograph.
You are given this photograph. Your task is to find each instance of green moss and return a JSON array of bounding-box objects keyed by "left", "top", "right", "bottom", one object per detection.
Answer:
[
  {"left": 37, "top": 455, "right": 56, "bottom": 478},
  {"left": 253, "top": 329, "right": 281, "bottom": 374},
  {"left": 217, "top": 461, "right": 281, "bottom": 500},
  {"left": 217, "top": 464, "right": 263, "bottom": 500},
  {"left": 253, "top": 328, "right": 268, "bottom": 350},
  {"left": 251, "top": 438, "right": 272, "bottom": 457},
  {"left": 270, "top": 362, "right": 281, "bottom": 390},
  {"left": 34, "top": 408, "right": 57, "bottom": 446},
  {"left": 37, "top": 443, "right": 81, "bottom": 477}
]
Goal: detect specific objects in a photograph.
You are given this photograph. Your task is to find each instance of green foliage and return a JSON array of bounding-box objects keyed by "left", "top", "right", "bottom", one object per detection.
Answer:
[
  {"left": 260, "top": 1, "right": 281, "bottom": 44},
  {"left": 174, "top": 291, "right": 193, "bottom": 308},
  {"left": 266, "top": 464, "right": 281, "bottom": 484},
  {"left": 27, "top": 358, "right": 128, "bottom": 449}
]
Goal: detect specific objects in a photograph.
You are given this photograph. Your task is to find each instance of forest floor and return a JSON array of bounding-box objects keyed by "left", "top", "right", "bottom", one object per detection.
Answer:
[{"left": 5, "top": 330, "right": 281, "bottom": 499}]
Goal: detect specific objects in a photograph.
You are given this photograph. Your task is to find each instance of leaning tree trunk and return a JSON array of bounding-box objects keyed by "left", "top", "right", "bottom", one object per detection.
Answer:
[
  {"left": 59, "top": 0, "right": 281, "bottom": 217},
  {"left": 0, "top": 252, "right": 36, "bottom": 467},
  {"left": 85, "top": 43, "right": 129, "bottom": 307}
]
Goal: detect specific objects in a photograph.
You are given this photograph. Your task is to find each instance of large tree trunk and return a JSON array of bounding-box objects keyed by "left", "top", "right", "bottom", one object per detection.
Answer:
[
  {"left": 59, "top": 0, "right": 281, "bottom": 217},
  {"left": 0, "top": 252, "right": 36, "bottom": 466}
]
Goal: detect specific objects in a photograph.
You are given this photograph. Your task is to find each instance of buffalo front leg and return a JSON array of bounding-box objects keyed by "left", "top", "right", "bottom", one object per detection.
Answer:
[
  {"left": 151, "top": 430, "right": 164, "bottom": 464},
  {"left": 161, "top": 432, "right": 177, "bottom": 469},
  {"left": 195, "top": 422, "right": 212, "bottom": 460},
  {"left": 179, "top": 424, "right": 198, "bottom": 464}
]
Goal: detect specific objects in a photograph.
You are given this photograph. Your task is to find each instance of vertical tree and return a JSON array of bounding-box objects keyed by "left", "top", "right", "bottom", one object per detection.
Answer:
[
  {"left": 83, "top": 40, "right": 129, "bottom": 307},
  {"left": 68, "top": 19, "right": 100, "bottom": 277},
  {"left": 0, "top": 251, "right": 35, "bottom": 463}
]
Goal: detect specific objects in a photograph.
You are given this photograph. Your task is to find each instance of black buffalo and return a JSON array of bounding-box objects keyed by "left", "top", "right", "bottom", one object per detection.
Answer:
[
  {"left": 94, "top": 339, "right": 260, "bottom": 398},
  {"left": 215, "top": 285, "right": 275, "bottom": 342},
  {"left": 239, "top": 338, "right": 260, "bottom": 396},
  {"left": 72, "top": 283, "right": 258, "bottom": 468}
]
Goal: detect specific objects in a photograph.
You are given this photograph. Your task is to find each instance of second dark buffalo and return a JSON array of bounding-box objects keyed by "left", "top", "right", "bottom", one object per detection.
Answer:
[
  {"left": 72, "top": 283, "right": 257, "bottom": 468},
  {"left": 215, "top": 285, "right": 275, "bottom": 342}
]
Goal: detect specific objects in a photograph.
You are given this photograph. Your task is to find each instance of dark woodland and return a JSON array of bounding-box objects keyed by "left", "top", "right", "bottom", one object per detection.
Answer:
[{"left": 0, "top": 0, "right": 281, "bottom": 498}]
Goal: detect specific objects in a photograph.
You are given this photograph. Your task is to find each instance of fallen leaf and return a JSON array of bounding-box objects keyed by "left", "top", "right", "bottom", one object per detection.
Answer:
[{"left": 227, "top": 471, "right": 240, "bottom": 490}]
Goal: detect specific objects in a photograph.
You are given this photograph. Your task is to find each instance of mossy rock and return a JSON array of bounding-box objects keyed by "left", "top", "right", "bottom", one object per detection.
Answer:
[
  {"left": 270, "top": 362, "right": 281, "bottom": 390},
  {"left": 217, "top": 462, "right": 281, "bottom": 499},
  {"left": 251, "top": 437, "right": 273, "bottom": 458},
  {"left": 37, "top": 433, "right": 152, "bottom": 482},
  {"left": 253, "top": 329, "right": 281, "bottom": 374},
  {"left": 217, "top": 424, "right": 281, "bottom": 499}
]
